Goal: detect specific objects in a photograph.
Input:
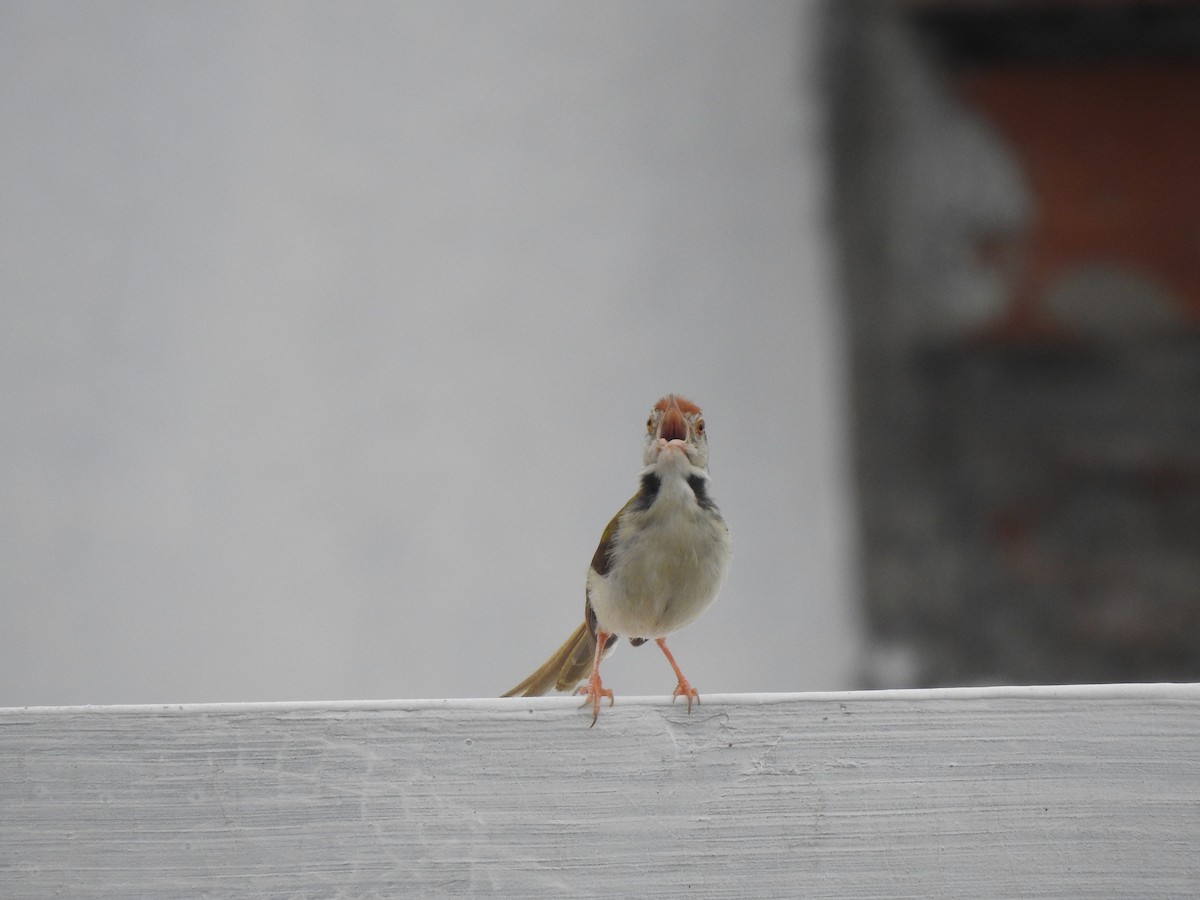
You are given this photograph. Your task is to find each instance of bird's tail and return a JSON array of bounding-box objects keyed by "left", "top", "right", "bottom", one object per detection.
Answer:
[{"left": 502, "top": 621, "right": 598, "bottom": 697}]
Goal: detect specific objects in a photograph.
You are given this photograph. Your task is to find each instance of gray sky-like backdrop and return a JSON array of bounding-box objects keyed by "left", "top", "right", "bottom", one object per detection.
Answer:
[{"left": 1, "top": 1, "right": 859, "bottom": 707}]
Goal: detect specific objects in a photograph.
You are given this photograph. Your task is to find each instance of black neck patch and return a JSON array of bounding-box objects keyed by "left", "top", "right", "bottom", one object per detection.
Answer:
[
  {"left": 688, "top": 473, "right": 716, "bottom": 511},
  {"left": 632, "top": 471, "right": 661, "bottom": 511}
]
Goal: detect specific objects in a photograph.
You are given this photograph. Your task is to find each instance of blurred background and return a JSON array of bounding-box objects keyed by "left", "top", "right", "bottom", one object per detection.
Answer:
[
  {"left": 2, "top": 1, "right": 1197, "bottom": 708},
  {"left": 831, "top": 1, "right": 1200, "bottom": 688}
]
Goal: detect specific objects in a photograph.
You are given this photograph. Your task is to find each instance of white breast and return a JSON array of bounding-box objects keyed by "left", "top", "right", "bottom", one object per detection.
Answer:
[{"left": 587, "top": 471, "right": 731, "bottom": 640}]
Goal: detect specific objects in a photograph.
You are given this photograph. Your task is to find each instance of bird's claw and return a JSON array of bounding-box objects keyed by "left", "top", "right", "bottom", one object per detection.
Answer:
[
  {"left": 671, "top": 679, "right": 700, "bottom": 713},
  {"left": 576, "top": 674, "right": 614, "bottom": 727}
]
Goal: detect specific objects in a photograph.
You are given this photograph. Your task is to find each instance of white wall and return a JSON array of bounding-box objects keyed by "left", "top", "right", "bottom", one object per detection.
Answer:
[
  {"left": 8, "top": 686, "right": 1200, "bottom": 897},
  {"left": 0, "top": 1, "right": 858, "bottom": 706}
]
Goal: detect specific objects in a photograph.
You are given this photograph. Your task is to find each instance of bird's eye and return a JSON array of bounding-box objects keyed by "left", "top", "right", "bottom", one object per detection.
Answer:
[
  {"left": 646, "top": 416, "right": 655, "bottom": 432},
  {"left": 695, "top": 418, "right": 705, "bottom": 435}
]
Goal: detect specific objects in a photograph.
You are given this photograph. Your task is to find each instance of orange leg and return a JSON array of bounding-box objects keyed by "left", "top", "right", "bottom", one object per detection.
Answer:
[
  {"left": 575, "top": 629, "right": 614, "bottom": 726},
  {"left": 655, "top": 638, "right": 699, "bottom": 712}
]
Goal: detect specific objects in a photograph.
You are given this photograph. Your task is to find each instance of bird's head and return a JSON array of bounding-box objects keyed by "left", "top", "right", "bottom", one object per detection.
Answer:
[{"left": 643, "top": 394, "right": 709, "bottom": 471}]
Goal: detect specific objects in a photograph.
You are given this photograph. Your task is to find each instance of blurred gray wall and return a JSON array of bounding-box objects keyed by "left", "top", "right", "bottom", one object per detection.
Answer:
[
  {"left": 0, "top": 3, "right": 859, "bottom": 706},
  {"left": 829, "top": 3, "right": 1200, "bottom": 687}
]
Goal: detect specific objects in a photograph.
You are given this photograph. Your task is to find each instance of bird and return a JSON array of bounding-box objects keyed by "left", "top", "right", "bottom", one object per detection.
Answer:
[{"left": 503, "top": 394, "right": 732, "bottom": 725}]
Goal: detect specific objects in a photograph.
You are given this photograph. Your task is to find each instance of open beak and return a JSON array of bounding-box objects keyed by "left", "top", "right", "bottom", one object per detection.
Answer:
[{"left": 657, "top": 398, "right": 689, "bottom": 443}]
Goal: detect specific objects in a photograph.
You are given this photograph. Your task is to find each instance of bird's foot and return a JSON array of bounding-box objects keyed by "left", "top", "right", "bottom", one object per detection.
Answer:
[
  {"left": 655, "top": 638, "right": 700, "bottom": 713},
  {"left": 575, "top": 673, "right": 614, "bottom": 727},
  {"left": 671, "top": 678, "right": 700, "bottom": 713}
]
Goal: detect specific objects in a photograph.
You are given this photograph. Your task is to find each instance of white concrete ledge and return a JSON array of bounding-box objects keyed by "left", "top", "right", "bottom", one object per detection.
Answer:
[{"left": 4, "top": 685, "right": 1199, "bottom": 897}]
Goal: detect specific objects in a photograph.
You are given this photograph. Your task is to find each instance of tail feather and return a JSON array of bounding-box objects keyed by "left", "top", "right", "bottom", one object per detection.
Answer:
[{"left": 502, "top": 622, "right": 596, "bottom": 697}]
